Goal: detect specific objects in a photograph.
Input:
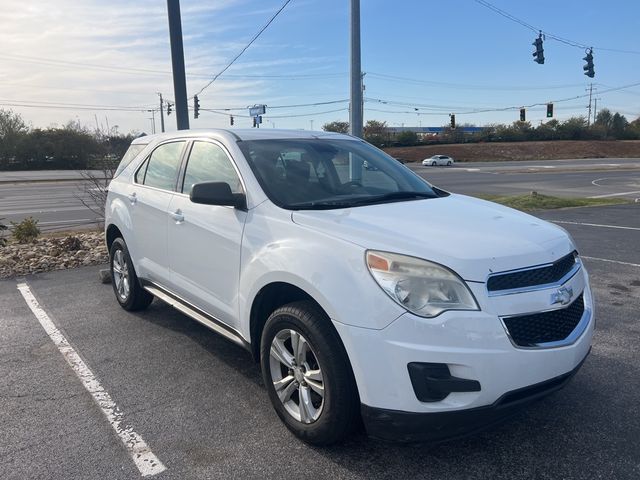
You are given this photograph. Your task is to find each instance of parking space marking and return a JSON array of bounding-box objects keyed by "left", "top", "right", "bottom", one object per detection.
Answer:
[
  {"left": 581, "top": 256, "right": 640, "bottom": 268},
  {"left": 552, "top": 220, "right": 640, "bottom": 231},
  {"left": 588, "top": 190, "right": 640, "bottom": 199},
  {"left": 16, "top": 282, "right": 166, "bottom": 477}
]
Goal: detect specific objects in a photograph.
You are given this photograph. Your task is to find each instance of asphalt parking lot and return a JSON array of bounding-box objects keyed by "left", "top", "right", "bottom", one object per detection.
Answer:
[{"left": 1, "top": 203, "right": 639, "bottom": 479}]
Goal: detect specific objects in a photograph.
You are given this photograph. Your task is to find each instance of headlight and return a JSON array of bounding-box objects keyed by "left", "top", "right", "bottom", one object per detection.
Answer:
[{"left": 366, "top": 250, "right": 479, "bottom": 318}]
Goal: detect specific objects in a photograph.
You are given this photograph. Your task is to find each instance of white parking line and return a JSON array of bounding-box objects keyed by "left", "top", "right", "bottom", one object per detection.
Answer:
[
  {"left": 16, "top": 282, "right": 166, "bottom": 477},
  {"left": 552, "top": 220, "right": 640, "bottom": 231},
  {"left": 588, "top": 190, "right": 640, "bottom": 199},
  {"left": 581, "top": 256, "right": 640, "bottom": 268}
]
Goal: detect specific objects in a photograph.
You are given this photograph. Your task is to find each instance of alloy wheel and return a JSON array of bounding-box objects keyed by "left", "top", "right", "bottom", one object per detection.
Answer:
[
  {"left": 269, "top": 329, "right": 325, "bottom": 424},
  {"left": 112, "top": 249, "right": 130, "bottom": 301}
]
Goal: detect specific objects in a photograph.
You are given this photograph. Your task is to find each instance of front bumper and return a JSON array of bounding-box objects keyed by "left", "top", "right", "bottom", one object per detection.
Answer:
[
  {"left": 361, "top": 349, "right": 590, "bottom": 442},
  {"left": 331, "top": 272, "right": 594, "bottom": 439}
]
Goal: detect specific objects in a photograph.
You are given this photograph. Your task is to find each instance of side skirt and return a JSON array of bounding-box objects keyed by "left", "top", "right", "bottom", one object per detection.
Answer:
[{"left": 140, "top": 279, "right": 251, "bottom": 352}]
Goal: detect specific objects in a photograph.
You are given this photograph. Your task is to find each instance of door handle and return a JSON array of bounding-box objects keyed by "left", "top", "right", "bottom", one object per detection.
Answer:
[
  {"left": 127, "top": 192, "right": 137, "bottom": 204},
  {"left": 169, "top": 209, "right": 184, "bottom": 223}
]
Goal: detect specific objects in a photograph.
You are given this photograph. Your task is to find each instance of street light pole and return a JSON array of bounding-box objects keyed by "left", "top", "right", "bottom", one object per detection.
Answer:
[
  {"left": 158, "top": 93, "right": 165, "bottom": 133},
  {"left": 166, "top": 0, "right": 189, "bottom": 130},
  {"left": 349, "top": 0, "right": 363, "bottom": 138}
]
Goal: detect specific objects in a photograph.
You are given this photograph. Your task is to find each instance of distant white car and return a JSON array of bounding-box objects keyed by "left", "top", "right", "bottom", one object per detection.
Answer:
[{"left": 422, "top": 155, "right": 454, "bottom": 166}]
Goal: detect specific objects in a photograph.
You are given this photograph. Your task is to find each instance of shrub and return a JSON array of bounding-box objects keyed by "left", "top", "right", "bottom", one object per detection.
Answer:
[{"left": 11, "top": 217, "right": 40, "bottom": 243}]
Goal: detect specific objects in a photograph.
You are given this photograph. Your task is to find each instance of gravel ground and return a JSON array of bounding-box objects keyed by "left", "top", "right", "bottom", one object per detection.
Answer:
[{"left": 0, "top": 231, "right": 107, "bottom": 278}]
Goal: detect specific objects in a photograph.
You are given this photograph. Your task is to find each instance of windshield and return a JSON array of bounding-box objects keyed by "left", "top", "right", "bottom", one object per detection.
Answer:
[{"left": 238, "top": 138, "right": 440, "bottom": 210}]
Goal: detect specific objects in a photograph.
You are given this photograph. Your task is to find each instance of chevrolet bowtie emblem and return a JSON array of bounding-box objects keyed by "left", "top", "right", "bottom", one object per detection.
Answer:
[{"left": 550, "top": 286, "right": 573, "bottom": 306}]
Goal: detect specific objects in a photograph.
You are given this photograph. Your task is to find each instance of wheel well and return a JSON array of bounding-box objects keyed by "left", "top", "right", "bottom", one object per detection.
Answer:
[
  {"left": 105, "top": 224, "right": 122, "bottom": 252},
  {"left": 249, "top": 282, "right": 318, "bottom": 362}
]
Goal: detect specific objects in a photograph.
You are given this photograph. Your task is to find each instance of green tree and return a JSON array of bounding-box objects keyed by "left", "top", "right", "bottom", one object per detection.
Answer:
[
  {"left": 395, "top": 130, "right": 418, "bottom": 146},
  {"left": 611, "top": 113, "right": 629, "bottom": 139},
  {"left": 0, "top": 109, "right": 28, "bottom": 169},
  {"left": 322, "top": 121, "right": 349, "bottom": 133},
  {"left": 558, "top": 116, "right": 589, "bottom": 140},
  {"left": 363, "top": 120, "right": 388, "bottom": 147}
]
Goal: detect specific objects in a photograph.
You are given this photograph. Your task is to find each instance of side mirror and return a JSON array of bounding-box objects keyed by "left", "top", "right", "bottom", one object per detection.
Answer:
[{"left": 190, "top": 182, "right": 246, "bottom": 210}]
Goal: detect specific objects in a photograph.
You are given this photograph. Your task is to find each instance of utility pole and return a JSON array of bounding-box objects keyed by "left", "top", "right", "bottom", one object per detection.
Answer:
[
  {"left": 166, "top": 0, "right": 189, "bottom": 130},
  {"left": 158, "top": 93, "right": 165, "bottom": 133},
  {"left": 593, "top": 97, "right": 601, "bottom": 124},
  {"left": 586, "top": 83, "right": 593, "bottom": 126},
  {"left": 148, "top": 110, "right": 156, "bottom": 134},
  {"left": 349, "top": 0, "right": 363, "bottom": 138}
]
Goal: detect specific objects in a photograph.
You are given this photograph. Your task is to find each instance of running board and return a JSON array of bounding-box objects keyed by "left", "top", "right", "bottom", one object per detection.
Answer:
[{"left": 141, "top": 282, "right": 250, "bottom": 351}]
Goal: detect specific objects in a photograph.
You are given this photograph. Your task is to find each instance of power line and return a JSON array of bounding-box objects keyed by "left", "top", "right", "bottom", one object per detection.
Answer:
[
  {"left": 202, "top": 107, "right": 347, "bottom": 119},
  {"left": 196, "top": 99, "right": 349, "bottom": 111},
  {"left": 365, "top": 80, "right": 640, "bottom": 116},
  {"left": 367, "top": 72, "right": 588, "bottom": 90},
  {"left": 193, "top": 0, "right": 294, "bottom": 97},
  {"left": 472, "top": 0, "right": 640, "bottom": 54}
]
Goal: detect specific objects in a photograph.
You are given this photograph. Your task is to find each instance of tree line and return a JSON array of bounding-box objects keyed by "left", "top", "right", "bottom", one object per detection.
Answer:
[
  {"left": 323, "top": 110, "right": 640, "bottom": 147},
  {"left": 0, "top": 109, "right": 137, "bottom": 171}
]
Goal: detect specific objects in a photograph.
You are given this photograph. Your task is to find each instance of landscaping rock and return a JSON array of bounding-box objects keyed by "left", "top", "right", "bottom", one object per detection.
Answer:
[{"left": 0, "top": 232, "right": 108, "bottom": 279}]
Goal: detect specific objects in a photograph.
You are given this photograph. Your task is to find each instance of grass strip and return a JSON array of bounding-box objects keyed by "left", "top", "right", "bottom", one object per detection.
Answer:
[{"left": 475, "top": 192, "right": 630, "bottom": 211}]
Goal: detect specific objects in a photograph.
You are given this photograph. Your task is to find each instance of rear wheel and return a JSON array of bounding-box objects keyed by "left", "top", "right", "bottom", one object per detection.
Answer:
[
  {"left": 109, "top": 238, "right": 153, "bottom": 311},
  {"left": 447, "top": 160, "right": 452, "bottom": 166},
  {"left": 260, "top": 301, "right": 359, "bottom": 445}
]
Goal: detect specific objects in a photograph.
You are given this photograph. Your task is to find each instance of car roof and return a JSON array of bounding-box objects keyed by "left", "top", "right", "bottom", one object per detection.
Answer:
[{"left": 131, "top": 128, "right": 352, "bottom": 145}]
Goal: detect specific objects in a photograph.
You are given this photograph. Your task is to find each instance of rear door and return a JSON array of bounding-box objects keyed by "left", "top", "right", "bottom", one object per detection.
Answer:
[
  {"left": 167, "top": 140, "right": 247, "bottom": 328},
  {"left": 129, "top": 140, "right": 186, "bottom": 283}
]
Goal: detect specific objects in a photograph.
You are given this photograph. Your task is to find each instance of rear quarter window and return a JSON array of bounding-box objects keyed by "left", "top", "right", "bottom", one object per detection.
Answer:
[{"left": 114, "top": 144, "right": 147, "bottom": 178}]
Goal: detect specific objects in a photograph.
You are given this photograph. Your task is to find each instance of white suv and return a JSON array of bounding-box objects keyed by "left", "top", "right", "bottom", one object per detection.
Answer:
[{"left": 105, "top": 129, "right": 593, "bottom": 445}]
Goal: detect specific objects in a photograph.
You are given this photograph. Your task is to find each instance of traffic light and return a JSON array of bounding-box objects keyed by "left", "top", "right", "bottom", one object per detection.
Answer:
[
  {"left": 546, "top": 103, "right": 553, "bottom": 118},
  {"left": 583, "top": 49, "right": 595, "bottom": 78},
  {"left": 230, "top": 115, "right": 234, "bottom": 126},
  {"left": 450, "top": 114, "right": 456, "bottom": 129},
  {"left": 532, "top": 33, "right": 544, "bottom": 64},
  {"left": 166, "top": 102, "right": 172, "bottom": 116},
  {"left": 193, "top": 95, "right": 200, "bottom": 119},
  {"left": 520, "top": 108, "right": 526, "bottom": 122}
]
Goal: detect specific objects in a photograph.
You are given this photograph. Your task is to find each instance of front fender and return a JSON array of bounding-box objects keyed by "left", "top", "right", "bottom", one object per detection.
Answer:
[{"left": 238, "top": 208, "right": 405, "bottom": 339}]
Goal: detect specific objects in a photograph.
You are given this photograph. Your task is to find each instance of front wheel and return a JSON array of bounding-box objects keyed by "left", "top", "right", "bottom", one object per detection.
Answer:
[
  {"left": 110, "top": 238, "right": 153, "bottom": 311},
  {"left": 431, "top": 161, "right": 437, "bottom": 166},
  {"left": 260, "top": 301, "right": 359, "bottom": 445}
]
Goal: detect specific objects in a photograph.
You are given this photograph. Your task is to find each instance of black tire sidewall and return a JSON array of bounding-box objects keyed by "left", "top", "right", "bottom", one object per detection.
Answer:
[
  {"left": 260, "top": 302, "right": 358, "bottom": 445},
  {"left": 109, "top": 237, "right": 145, "bottom": 310}
]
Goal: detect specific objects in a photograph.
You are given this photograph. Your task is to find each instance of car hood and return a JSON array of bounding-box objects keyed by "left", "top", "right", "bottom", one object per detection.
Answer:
[{"left": 291, "top": 194, "right": 574, "bottom": 282}]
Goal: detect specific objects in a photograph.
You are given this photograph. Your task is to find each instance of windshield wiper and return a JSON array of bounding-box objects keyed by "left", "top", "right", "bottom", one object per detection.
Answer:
[
  {"left": 288, "top": 200, "right": 356, "bottom": 210},
  {"left": 288, "top": 191, "right": 436, "bottom": 210},
  {"left": 347, "top": 191, "right": 437, "bottom": 206}
]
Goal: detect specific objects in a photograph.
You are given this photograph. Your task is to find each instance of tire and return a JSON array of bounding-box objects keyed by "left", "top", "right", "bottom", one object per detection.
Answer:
[
  {"left": 431, "top": 161, "right": 437, "bottom": 166},
  {"left": 447, "top": 161, "right": 452, "bottom": 166},
  {"left": 260, "top": 300, "right": 359, "bottom": 445},
  {"left": 109, "top": 237, "right": 153, "bottom": 311}
]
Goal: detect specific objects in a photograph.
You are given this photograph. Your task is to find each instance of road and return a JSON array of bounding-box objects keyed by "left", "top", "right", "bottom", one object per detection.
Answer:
[
  {"left": 1, "top": 158, "right": 639, "bottom": 231},
  {"left": 408, "top": 157, "right": 640, "bottom": 200},
  {"left": 1, "top": 203, "right": 639, "bottom": 479}
]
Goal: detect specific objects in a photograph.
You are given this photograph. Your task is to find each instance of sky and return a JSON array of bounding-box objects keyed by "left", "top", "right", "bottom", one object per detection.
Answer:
[{"left": 0, "top": 0, "right": 638, "bottom": 134}]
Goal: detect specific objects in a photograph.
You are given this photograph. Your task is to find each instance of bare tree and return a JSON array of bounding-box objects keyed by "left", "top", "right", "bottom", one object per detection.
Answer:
[{"left": 74, "top": 165, "right": 115, "bottom": 229}]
